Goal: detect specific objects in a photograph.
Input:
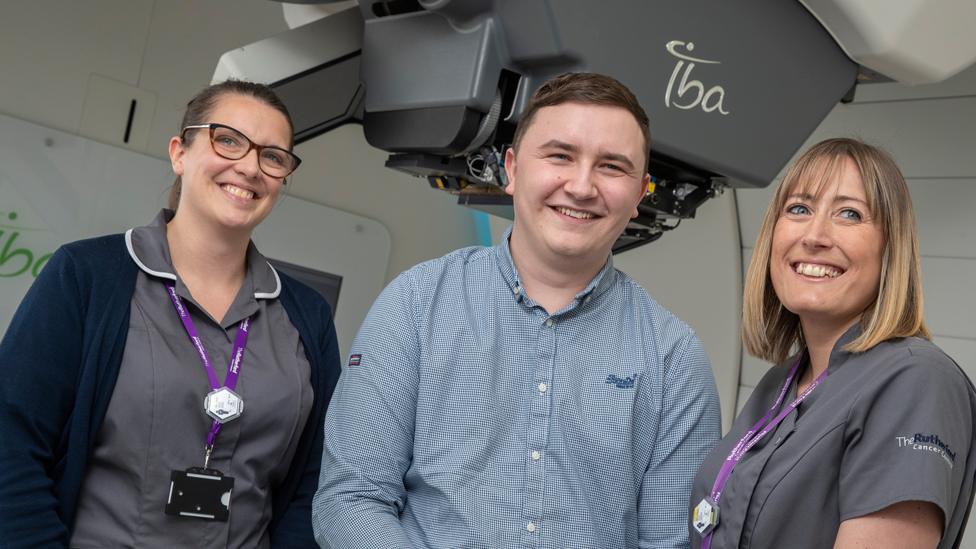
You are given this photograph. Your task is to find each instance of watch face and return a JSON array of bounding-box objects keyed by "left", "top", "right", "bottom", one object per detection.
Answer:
[{"left": 204, "top": 387, "right": 244, "bottom": 423}]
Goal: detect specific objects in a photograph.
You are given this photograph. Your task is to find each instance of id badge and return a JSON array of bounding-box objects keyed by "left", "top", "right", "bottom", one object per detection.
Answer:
[
  {"left": 692, "top": 497, "right": 720, "bottom": 536},
  {"left": 165, "top": 467, "right": 234, "bottom": 521}
]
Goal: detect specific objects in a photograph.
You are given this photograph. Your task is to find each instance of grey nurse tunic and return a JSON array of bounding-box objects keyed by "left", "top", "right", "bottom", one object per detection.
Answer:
[
  {"left": 70, "top": 211, "right": 314, "bottom": 548},
  {"left": 690, "top": 326, "right": 976, "bottom": 549}
]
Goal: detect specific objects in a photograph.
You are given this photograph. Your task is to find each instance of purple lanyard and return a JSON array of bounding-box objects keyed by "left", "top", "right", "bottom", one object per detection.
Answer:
[
  {"left": 700, "top": 359, "right": 827, "bottom": 549},
  {"left": 166, "top": 284, "right": 251, "bottom": 450}
]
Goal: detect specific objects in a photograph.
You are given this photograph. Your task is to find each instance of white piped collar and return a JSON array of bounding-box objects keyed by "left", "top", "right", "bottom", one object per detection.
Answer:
[{"left": 125, "top": 209, "right": 281, "bottom": 300}]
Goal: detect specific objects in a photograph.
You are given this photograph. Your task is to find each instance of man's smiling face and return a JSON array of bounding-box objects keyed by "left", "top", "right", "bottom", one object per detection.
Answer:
[{"left": 505, "top": 101, "right": 649, "bottom": 267}]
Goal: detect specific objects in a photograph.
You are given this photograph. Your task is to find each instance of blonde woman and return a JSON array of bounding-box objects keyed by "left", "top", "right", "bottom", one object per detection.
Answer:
[{"left": 690, "top": 138, "right": 976, "bottom": 549}]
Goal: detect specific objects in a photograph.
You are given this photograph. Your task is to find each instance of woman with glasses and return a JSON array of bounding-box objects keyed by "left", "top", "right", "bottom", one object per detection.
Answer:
[
  {"left": 0, "top": 80, "right": 341, "bottom": 548},
  {"left": 688, "top": 138, "right": 976, "bottom": 549}
]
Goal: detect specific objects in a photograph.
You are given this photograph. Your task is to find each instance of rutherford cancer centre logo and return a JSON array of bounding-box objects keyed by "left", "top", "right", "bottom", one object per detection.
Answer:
[{"left": 896, "top": 433, "right": 956, "bottom": 468}]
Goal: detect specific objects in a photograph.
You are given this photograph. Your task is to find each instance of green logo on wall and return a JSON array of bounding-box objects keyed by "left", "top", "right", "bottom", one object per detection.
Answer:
[{"left": 0, "top": 211, "right": 54, "bottom": 278}]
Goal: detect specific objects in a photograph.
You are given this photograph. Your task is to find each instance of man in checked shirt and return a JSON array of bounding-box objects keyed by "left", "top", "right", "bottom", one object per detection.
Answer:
[{"left": 313, "top": 72, "right": 721, "bottom": 549}]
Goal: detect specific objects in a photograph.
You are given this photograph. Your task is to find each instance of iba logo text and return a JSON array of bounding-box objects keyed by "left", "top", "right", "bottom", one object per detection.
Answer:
[
  {"left": 664, "top": 40, "right": 730, "bottom": 115},
  {"left": 0, "top": 211, "right": 53, "bottom": 279}
]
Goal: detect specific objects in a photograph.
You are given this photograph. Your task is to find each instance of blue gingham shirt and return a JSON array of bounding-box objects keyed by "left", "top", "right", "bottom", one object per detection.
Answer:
[{"left": 313, "top": 231, "right": 721, "bottom": 548}]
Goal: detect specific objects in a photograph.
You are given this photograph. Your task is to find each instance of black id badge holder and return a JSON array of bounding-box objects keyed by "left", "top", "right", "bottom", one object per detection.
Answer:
[{"left": 165, "top": 467, "right": 234, "bottom": 521}]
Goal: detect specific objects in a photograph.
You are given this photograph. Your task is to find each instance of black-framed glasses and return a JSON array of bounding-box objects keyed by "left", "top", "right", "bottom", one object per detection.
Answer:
[{"left": 181, "top": 123, "right": 302, "bottom": 178}]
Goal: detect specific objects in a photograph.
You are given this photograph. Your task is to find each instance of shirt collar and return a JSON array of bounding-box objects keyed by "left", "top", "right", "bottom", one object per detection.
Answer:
[
  {"left": 493, "top": 225, "right": 617, "bottom": 309},
  {"left": 125, "top": 209, "right": 281, "bottom": 300},
  {"left": 826, "top": 322, "right": 863, "bottom": 371},
  {"left": 791, "top": 322, "right": 863, "bottom": 377}
]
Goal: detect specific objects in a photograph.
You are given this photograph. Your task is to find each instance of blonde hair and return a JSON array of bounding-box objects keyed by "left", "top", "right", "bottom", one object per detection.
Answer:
[{"left": 742, "top": 138, "right": 930, "bottom": 364}]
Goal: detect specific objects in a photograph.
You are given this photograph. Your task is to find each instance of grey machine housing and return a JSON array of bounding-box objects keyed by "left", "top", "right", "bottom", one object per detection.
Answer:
[{"left": 232, "top": 0, "right": 858, "bottom": 252}]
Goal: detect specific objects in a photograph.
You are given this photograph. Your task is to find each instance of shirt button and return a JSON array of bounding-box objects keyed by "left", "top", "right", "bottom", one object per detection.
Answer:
[
  {"left": 583, "top": 296, "right": 591, "bottom": 304},
  {"left": 545, "top": 318, "right": 554, "bottom": 327},
  {"left": 531, "top": 450, "right": 541, "bottom": 461},
  {"left": 526, "top": 522, "right": 537, "bottom": 533},
  {"left": 513, "top": 285, "right": 521, "bottom": 295},
  {"left": 538, "top": 382, "right": 547, "bottom": 394}
]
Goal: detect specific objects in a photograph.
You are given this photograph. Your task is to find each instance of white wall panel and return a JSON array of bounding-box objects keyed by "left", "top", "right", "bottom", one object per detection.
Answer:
[
  {"left": 0, "top": 1, "right": 153, "bottom": 134},
  {"left": 741, "top": 350, "right": 772, "bottom": 389},
  {"left": 909, "top": 179, "right": 976, "bottom": 259},
  {"left": 736, "top": 385, "right": 754, "bottom": 415},
  {"left": 962, "top": 524, "right": 976, "bottom": 549},
  {"left": 809, "top": 98, "right": 976, "bottom": 178},
  {"left": 922, "top": 257, "right": 976, "bottom": 340},
  {"left": 138, "top": 0, "right": 291, "bottom": 157},
  {"left": 935, "top": 335, "right": 976, "bottom": 384},
  {"left": 736, "top": 187, "right": 776, "bottom": 251},
  {"left": 78, "top": 74, "right": 158, "bottom": 152}
]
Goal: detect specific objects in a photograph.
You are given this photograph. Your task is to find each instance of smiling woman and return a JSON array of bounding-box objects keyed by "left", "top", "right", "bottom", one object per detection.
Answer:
[
  {"left": 768, "top": 155, "right": 886, "bottom": 359},
  {"left": 746, "top": 139, "right": 928, "bottom": 363},
  {"left": 0, "top": 80, "right": 340, "bottom": 548},
  {"left": 689, "top": 138, "right": 976, "bottom": 549},
  {"left": 167, "top": 87, "right": 296, "bottom": 247}
]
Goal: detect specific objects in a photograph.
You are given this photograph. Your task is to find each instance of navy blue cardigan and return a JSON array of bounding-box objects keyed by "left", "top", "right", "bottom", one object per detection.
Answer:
[{"left": 0, "top": 234, "right": 341, "bottom": 548}]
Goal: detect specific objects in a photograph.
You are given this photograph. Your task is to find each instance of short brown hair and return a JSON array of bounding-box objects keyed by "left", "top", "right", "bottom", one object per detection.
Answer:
[
  {"left": 742, "top": 137, "right": 930, "bottom": 364},
  {"left": 168, "top": 80, "right": 294, "bottom": 210},
  {"left": 511, "top": 72, "right": 651, "bottom": 171}
]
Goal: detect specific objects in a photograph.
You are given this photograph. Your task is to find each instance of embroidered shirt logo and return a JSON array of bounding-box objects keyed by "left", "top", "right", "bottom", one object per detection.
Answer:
[
  {"left": 895, "top": 433, "right": 956, "bottom": 468},
  {"left": 606, "top": 373, "right": 640, "bottom": 389},
  {"left": 348, "top": 354, "right": 362, "bottom": 367}
]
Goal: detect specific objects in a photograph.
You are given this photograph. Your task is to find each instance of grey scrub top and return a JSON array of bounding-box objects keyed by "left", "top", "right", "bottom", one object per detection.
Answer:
[
  {"left": 690, "top": 326, "right": 976, "bottom": 549},
  {"left": 70, "top": 211, "right": 314, "bottom": 548}
]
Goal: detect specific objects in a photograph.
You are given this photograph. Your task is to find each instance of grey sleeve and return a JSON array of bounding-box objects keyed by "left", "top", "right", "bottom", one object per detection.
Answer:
[{"left": 838, "top": 347, "right": 973, "bottom": 525}]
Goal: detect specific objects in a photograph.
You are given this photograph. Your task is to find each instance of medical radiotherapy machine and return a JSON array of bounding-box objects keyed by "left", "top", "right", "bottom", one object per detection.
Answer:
[{"left": 215, "top": 0, "right": 976, "bottom": 252}]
